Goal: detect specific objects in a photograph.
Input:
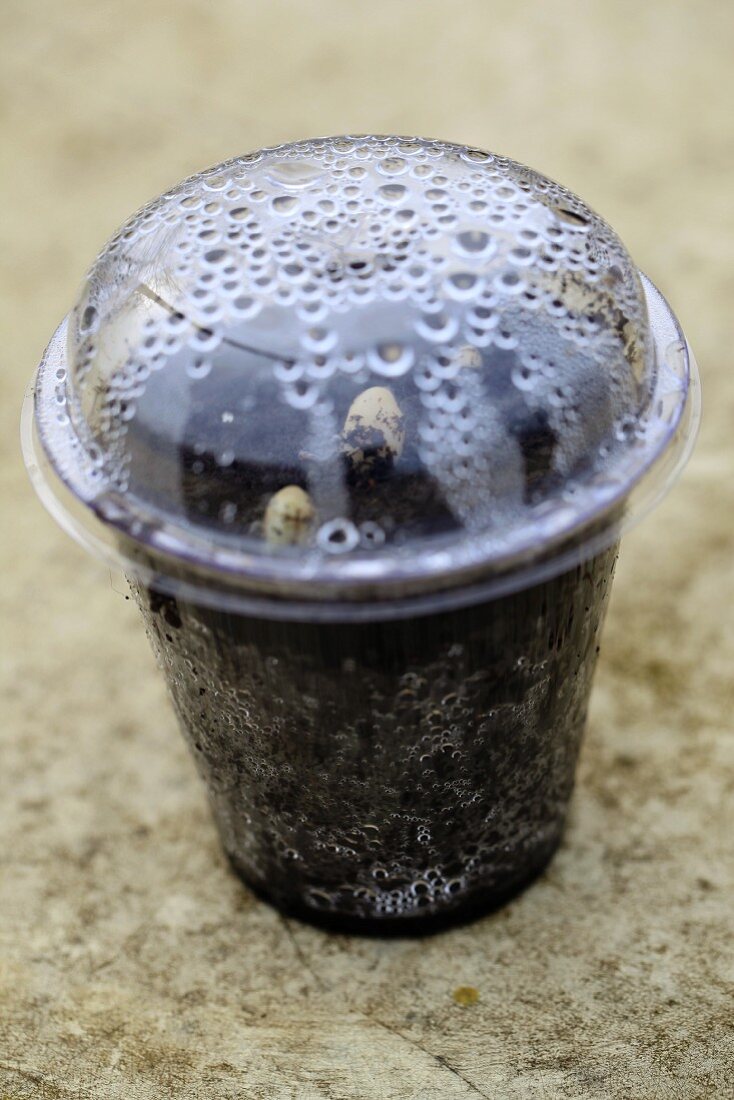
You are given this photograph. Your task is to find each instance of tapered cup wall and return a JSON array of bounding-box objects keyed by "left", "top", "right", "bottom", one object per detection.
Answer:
[{"left": 132, "top": 543, "right": 617, "bottom": 931}]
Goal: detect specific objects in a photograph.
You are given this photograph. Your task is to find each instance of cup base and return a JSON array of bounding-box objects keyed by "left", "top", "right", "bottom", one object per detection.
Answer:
[{"left": 225, "top": 830, "right": 562, "bottom": 937}]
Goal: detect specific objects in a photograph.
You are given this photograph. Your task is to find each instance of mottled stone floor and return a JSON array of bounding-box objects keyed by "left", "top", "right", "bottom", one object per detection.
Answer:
[{"left": 1, "top": 2, "right": 732, "bottom": 1096}]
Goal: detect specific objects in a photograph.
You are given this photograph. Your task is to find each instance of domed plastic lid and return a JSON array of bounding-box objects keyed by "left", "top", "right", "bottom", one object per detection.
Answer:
[{"left": 24, "top": 135, "right": 699, "bottom": 617}]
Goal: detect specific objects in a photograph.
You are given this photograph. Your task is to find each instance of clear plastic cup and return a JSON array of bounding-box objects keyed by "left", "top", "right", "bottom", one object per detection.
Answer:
[{"left": 22, "top": 136, "right": 700, "bottom": 931}]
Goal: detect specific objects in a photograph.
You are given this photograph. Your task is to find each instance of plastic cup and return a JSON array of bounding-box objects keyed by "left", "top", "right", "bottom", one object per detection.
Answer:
[{"left": 23, "top": 136, "right": 699, "bottom": 931}]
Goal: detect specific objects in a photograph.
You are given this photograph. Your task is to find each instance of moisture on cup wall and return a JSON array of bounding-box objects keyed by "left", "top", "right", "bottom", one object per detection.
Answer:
[
  {"left": 134, "top": 547, "right": 618, "bottom": 929},
  {"left": 23, "top": 135, "right": 699, "bottom": 931}
]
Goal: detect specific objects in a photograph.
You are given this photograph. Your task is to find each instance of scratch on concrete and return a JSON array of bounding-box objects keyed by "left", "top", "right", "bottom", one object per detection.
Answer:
[
  {"left": 369, "top": 1019, "right": 493, "bottom": 1100},
  {"left": 277, "top": 914, "right": 328, "bottom": 993}
]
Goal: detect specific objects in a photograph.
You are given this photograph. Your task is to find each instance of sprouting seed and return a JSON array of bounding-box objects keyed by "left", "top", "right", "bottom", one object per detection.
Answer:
[
  {"left": 458, "top": 345, "right": 482, "bottom": 369},
  {"left": 341, "top": 386, "right": 405, "bottom": 473},
  {"left": 264, "top": 485, "right": 315, "bottom": 545}
]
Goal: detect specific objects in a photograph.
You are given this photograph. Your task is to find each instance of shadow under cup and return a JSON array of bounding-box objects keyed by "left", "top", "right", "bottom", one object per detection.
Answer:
[{"left": 130, "top": 540, "right": 618, "bottom": 933}]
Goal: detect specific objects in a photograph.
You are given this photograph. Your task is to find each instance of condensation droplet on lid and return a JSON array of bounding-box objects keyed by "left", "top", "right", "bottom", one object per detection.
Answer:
[
  {"left": 378, "top": 183, "right": 407, "bottom": 203},
  {"left": 231, "top": 296, "right": 260, "bottom": 318},
  {"left": 461, "top": 147, "right": 493, "bottom": 164},
  {"left": 552, "top": 204, "right": 591, "bottom": 229},
  {"left": 285, "top": 380, "right": 319, "bottom": 409},
  {"left": 317, "top": 518, "right": 360, "bottom": 553},
  {"left": 80, "top": 305, "right": 98, "bottom": 333},
  {"left": 445, "top": 272, "right": 481, "bottom": 300},
  {"left": 495, "top": 269, "right": 524, "bottom": 294},
  {"left": 264, "top": 160, "right": 324, "bottom": 190},
  {"left": 511, "top": 365, "right": 537, "bottom": 391},
  {"left": 202, "top": 173, "right": 231, "bottom": 192},
  {"left": 377, "top": 156, "right": 409, "bottom": 176},
  {"left": 188, "top": 327, "right": 221, "bottom": 353},
  {"left": 272, "top": 194, "right": 299, "bottom": 215},
  {"left": 509, "top": 245, "right": 534, "bottom": 266},
  {"left": 367, "top": 342, "right": 415, "bottom": 378},
  {"left": 494, "top": 329, "right": 519, "bottom": 350},
  {"left": 359, "top": 521, "right": 386, "bottom": 547},
  {"left": 415, "top": 311, "right": 459, "bottom": 343},
  {"left": 455, "top": 229, "right": 495, "bottom": 257},
  {"left": 274, "top": 359, "right": 303, "bottom": 383},
  {"left": 303, "top": 326, "right": 337, "bottom": 353},
  {"left": 186, "top": 356, "right": 213, "bottom": 380}
]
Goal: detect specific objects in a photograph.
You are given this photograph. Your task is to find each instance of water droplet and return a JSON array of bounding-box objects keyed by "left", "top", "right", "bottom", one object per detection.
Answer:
[
  {"left": 367, "top": 342, "right": 415, "bottom": 378},
  {"left": 378, "top": 183, "right": 407, "bottom": 203},
  {"left": 272, "top": 194, "right": 299, "bottom": 215},
  {"left": 317, "top": 518, "right": 360, "bottom": 553},
  {"left": 377, "top": 156, "right": 409, "bottom": 176},
  {"left": 455, "top": 230, "right": 495, "bottom": 257},
  {"left": 264, "top": 160, "right": 324, "bottom": 189},
  {"left": 186, "top": 356, "right": 212, "bottom": 379},
  {"left": 415, "top": 311, "right": 459, "bottom": 343}
]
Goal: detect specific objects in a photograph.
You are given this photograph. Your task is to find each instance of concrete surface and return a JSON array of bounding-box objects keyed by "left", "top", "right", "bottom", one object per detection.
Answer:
[{"left": 1, "top": 1, "right": 732, "bottom": 1096}]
